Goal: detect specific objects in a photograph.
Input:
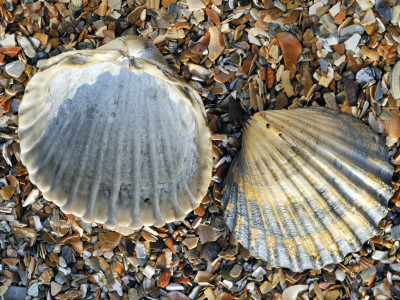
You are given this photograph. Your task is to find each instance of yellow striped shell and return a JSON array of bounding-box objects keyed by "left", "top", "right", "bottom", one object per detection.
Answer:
[
  {"left": 222, "top": 108, "right": 394, "bottom": 271},
  {"left": 18, "top": 36, "right": 212, "bottom": 234}
]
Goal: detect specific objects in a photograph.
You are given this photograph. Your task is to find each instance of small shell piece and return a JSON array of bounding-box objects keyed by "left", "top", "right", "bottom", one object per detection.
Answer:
[
  {"left": 19, "top": 36, "right": 212, "bottom": 234},
  {"left": 391, "top": 61, "right": 400, "bottom": 100},
  {"left": 222, "top": 108, "right": 394, "bottom": 271}
]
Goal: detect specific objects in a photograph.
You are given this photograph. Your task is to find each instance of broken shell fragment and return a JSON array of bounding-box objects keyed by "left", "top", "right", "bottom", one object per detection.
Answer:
[
  {"left": 391, "top": 61, "right": 400, "bottom": 100},
  {"left": 222, "top": 108, "right": 394, "bottom": 271},
  {"left": 18, "top": 36, "right": 212, "bottom": 234},
  {"left": 276, "top": 32, "right": 302, "bottom": 79}
]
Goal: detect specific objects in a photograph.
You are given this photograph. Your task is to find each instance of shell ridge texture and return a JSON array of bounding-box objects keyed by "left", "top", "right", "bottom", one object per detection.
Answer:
[
  {"left": 222, "top": 107, "right": 394, "bottom": 271},
  {"left": 267, "top": 111, "right": 393, "bottom": 209},
  {"left": 273, "top": 110, "right": 392, "bottom": 180},
  {"left": 19, "top": 36, "right": 213, "bottom": 234},
  {"left": 241, "top": 126, "right": 309, "bottom": 269},
  {"left": 245, "top": 117, "right": 359, "bottom": 270}
]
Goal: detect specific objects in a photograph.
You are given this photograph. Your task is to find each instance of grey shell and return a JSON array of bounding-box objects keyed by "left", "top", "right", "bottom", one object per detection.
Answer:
[
  {"left": 222, "top": 108, "right": 394, "bottom": 271},
  {"left": 18, "top": 36, "right": 212, "bottom": 234}
]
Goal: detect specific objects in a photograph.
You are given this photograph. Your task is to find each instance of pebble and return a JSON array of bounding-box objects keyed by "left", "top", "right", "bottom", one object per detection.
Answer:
[
  {"left": 167, "top": 291, "right": 190, "bottom": 300},
  {"left": 340, "top": 25, "right": 365, "bottom": 37},
  {"left": 390, "top": 264, "right": 400, "bottom": 272},
  {"left": 16, "top": 35, "right": 36, "bottom": 58},
  {"left": 260, "top": 281, "right": 273, "bottom": 294},
  {"left": 135, "top": 242, "right": 147, "bottom": 258},
  {"left": 324, "top": 92, "right": 338, "bottom": 110},
  {"left": 23, "top": 189, "right": 39, "bottom": 207},
  {"left": 344, "top": 80, "right": 358, "bottom": 105},
  {"left": 357, "top": 0, "right": 374, "bottom": 10},
  {"left": 252, "top": 266, "right": 267, "bottom": 278},
  {"left": 182, "top": 237, "right": 199, "bottom": 249},
  {"left": 194, "top": 271, "right": 213, "bottom": 283},
  {"left": 55, "top": 272, "right": 67, "bottom": 285},
  {"left": 188, "top": 63, "right": 211, "bottom": 79},
  {"left": 61, "top": 246, "right": 74, "bottom": 265},
  {"left": 143, "top": 265, "right": 155, "bottom": 278},
  {"left": 186, "top": 0, "right": 205, "bottom": 11},
  {"left": 0, "top": 221, "right": 11, "bottom": 233},
  {"left": 198, "top": 224, "right": 221, "bottom": 244},
  {"left": 2, "top": 286, "right": 27, "bottom": 299},
  {"left": 32, "top": 215, "right": 42, "bottom": 232},
  {"left": 58, "top": 256, "right": 67, "bottom": 268},
  {"left": 369, "top": 113, "right": 385, "bottom": 133},
  {"left": 391, "top": 61, "right": 400, "bottom": 100},
  {"left": 344, "top": 34, "right": 361, "bottom": 52},
  {"left": 372, "top": 250, "right": 388, "bottom": 260},
  {"left": 325, "top": 289, "right": 340, "bottom": 300},
  {"left": 320, "top": 14, "right": 338, "bottom": 36},
  {"left": 70, "top": 274, "right": 88, "bottom": 280},
  {"left": 0, "top": 34, "right": 16, "bottom": 47},
  {"left": 0, "top": 285, "right": 7, "bottom": 296},
  {"left": 309, "top": 0, "right": 326, "bottom": 15},
  {"left": 392, "top": 225, "right": 400, "bottom": 240},
  {"left": 392, "top": 285, "right": 400, "bottom": 299},
  {"left": 107, "top": 0, "right": 121, "bottom": 9},
  {"left": 201, "top": 242, "right": 221, "bottom": 261},
  {"left": 361, "top": 266, "right": 377, "bottom": 284},
  {"left": 27, "top": 282, "right": 38, "bottom": 297},
  {"left": 374, "top": 81, "right": 384, "bottom": 102},
  {"left": 335, "top": 269, "right": 346, "bottom": 281},
  {"left": 319, "top": 58, "right": 329, "bottom": 72},
  {"left": 5, "top": 61, "right": 25, "bottom": 78},
  {"left": 230, "top": 264, "right": 242, "bottom": 278},
  {"left": 356, "top": 68, "right": 375, "bottom": 85},
  {"left": 282, "top": 285, "right": 308, "bottom": 300},
  {"left": 375, "top": 0, "right": 392, "bottom": 21},
  {"left": 166, "top": 283, "right": 185, "bottom": 291},
  {"left": 51, "top": 281, "right": 63, "bottom": 296}
]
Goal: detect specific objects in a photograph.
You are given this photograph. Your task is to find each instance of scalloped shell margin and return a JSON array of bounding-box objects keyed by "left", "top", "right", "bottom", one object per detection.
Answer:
[
  {"left": 222, "top": 108, "right": 394, "bottom": 271},
  {"left": 19, "top": 36, "right": 213, "bottom": 235}
]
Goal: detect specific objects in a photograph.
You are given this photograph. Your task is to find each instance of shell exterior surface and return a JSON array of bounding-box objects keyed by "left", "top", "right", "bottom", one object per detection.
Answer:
[
  {"left": 19, "top": 36, "right": 212, "bottom": 234},
  {"left": 222, "top": 108, "right": 394, "bottom": 271}
]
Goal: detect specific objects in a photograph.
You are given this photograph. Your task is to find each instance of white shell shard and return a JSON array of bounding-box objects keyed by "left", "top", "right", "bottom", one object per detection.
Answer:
[
  {"left": 222, "top": 108, "right": 394, "bottom": 271},
  {"left": 391, "top": 61, "right": 400, "bottom": 100},
  {"left": 19, "top": 36, "right": 212, "bottom": 234}
]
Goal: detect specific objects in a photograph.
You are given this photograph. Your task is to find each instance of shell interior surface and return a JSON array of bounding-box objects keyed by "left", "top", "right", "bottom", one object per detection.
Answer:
[
  {"left": 18, "top": 36, "right": 212, "bottom": 234},
  {"left": 222, "top": 108, "right": 394, "bottom": 271}
]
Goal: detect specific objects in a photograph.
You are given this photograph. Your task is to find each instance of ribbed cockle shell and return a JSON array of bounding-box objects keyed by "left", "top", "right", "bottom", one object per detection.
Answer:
[
  {"left": 18, "top": 36, "right": 212, "bottom": 234},
  {"left": 222, "top": 108, "right": 394, "bottom": 271}
]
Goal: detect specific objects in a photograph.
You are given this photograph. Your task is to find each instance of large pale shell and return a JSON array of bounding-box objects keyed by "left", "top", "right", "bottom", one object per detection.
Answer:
[
  {"left": 18, "top": 36, "right": 212, "bottom": 234},
  {"left": 222, "top": 108, "right": 394, "bottom": 271}
]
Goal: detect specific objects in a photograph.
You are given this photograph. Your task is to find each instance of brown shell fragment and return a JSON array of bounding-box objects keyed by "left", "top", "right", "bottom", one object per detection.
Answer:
[
  {"left": 0, "top": 47, "right": 21, "bottom": 57},
  {"left": 276, "top": 32, "right": 302, "bottom": 79},
  {"left": 208, "top": 26, "right": 225, "bottom": 62},
  {"left": 266, "top": 66, "right": 275, "bottom": 90},
  {"left": 222, "top": 108, "right": 394, "bottom": 271},
  {"left": 206, "top": 8, "right": 221, "bottom": 27},
  {"left": 384, "top": 110, "right": 400, "bottom": 139}
]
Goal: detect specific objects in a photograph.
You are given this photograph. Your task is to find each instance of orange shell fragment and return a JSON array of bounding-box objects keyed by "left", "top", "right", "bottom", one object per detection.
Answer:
[
  {"left": 385, "top": 110, "right": 400, "bottom": 139},
  {"left": 208, "top": 26, "right": 225, "bottom": 62},
  {"left": 276, "top": 32, "right": 302, "bottom": 79},
  {"left": 214, "top": 71, "right": 234, "bottom": 83},
  {"left": 0, "top": 47, "right": 21, "bottom": 58}
]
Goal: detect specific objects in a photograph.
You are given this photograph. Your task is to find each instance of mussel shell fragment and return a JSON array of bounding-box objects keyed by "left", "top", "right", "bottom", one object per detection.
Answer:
[
  {"left": 19, "top": 36, "right": 212, "bottom": 234},
  {"left": 222, "top": 108, "right": 394, "bottom": 271}
]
